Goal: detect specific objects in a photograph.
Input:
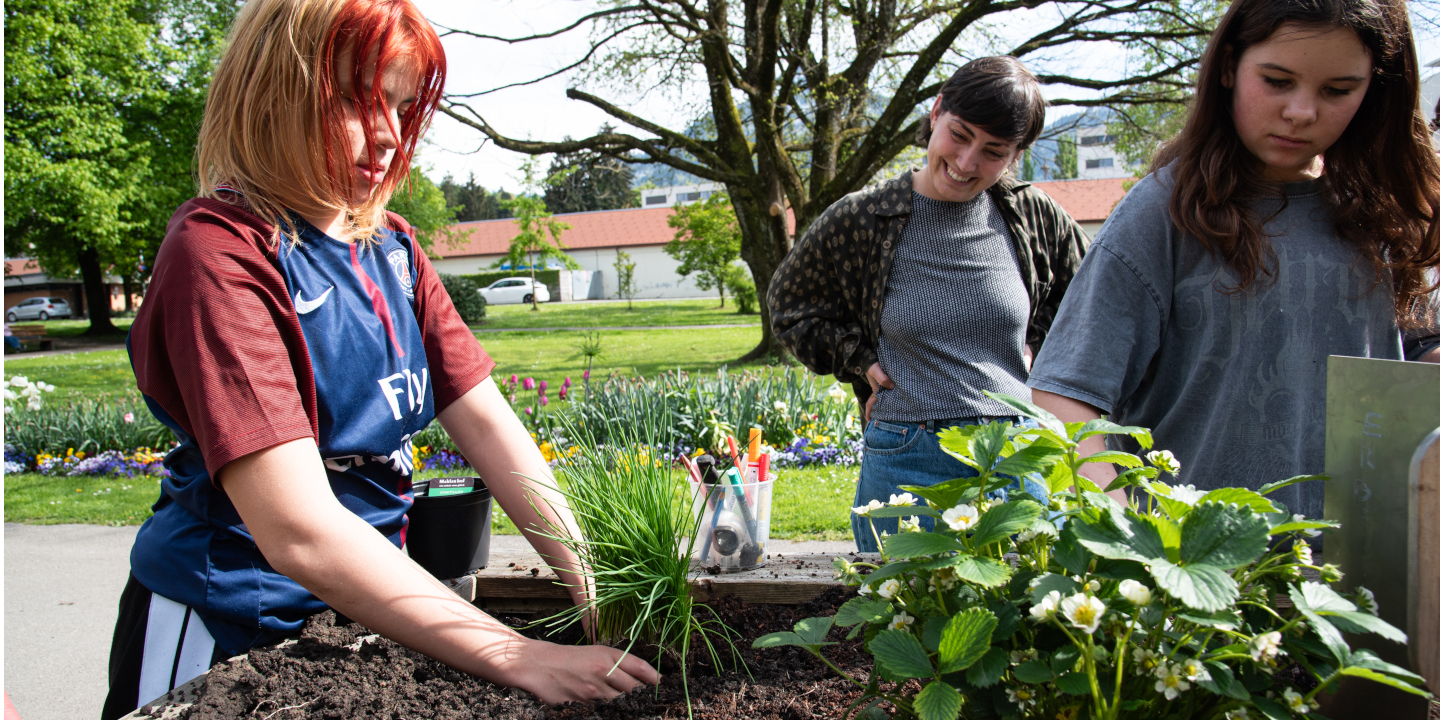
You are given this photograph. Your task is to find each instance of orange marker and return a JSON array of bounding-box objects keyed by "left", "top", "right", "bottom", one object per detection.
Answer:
[{"left": 747, "top": 427, "right": 762, "bottom": 464}]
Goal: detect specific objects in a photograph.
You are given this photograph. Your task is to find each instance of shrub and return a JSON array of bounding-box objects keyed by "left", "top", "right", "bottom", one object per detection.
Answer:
[
  {"left": 757, "top": 393, "right": 1431, "bottom": 719},
  {"left": 4, "top": 380, "right": 173, "bottom": 458},
  {"left": 439, "top": 273, "right": 486, "bottom": 323},
  {"left": 725, "top": 263, "right": 758, "bottom": 315}
]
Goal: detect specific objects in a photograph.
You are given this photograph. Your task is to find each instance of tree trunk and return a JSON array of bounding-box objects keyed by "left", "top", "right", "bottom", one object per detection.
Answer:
[
  {"left": 122, "top": 274, "right": 135, "bottom": 313},
  {"left": 78, "top": 245, "right": 117, "bottom": 335},
  {"left": 727, "top": 186, "right": 792, "bottom": 363}
]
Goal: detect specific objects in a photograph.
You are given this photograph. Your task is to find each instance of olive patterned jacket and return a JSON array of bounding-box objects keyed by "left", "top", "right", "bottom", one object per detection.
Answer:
[{"left": 767, "top": 170, "right": 1090, "bottom": 408}]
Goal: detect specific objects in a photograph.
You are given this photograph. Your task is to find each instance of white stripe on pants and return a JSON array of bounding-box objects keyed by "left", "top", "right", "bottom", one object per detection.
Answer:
[{"left": 137, "top": 594, "right": 216, "bottom": 706}]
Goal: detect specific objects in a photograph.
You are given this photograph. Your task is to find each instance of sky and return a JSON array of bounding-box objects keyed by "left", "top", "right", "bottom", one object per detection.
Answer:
[{"left": 414, "top": 1, "right": 1440, "bottom": 192}]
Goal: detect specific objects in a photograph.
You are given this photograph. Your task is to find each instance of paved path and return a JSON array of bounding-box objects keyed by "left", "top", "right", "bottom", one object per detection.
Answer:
[{"left": 2, "top": 523, "right": 852, "bottom": 720}]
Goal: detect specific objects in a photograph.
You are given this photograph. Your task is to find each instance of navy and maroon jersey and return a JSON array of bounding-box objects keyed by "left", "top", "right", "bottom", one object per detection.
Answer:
[{"left": 127, "top": 196, "right": 494, "bottom": 655}]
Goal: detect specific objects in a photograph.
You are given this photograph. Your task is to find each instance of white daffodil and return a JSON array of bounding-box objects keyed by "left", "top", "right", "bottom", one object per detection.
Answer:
[
  {"left": 1146, "top": 449, "right": 1181, "bottom": 475},
  {"left": 1355, "top": 587, "right": 1379, "bottom": 616},
  {"left": 1294, "top": 539, "right": 1314, "bottom": 566},
  {"left": 1180, "top": 658, "right": 1210, "bottom": 683},
  {"left": 9, "top": 375, "right": 28, "bottom": 388},
  {"left": 888, "top": 492, "right": 917, "bottom": 507},
  {"left": 773, "top": 400, "right": 788, "bottom": 413},
  {"left": 888, "top": 611, "right": 916, "bottom": 631},
  {"left": 1153, "top": 664, "right": 1191, "bottom": 700},
  {"left": 1062, "top": 593, "right": 1106, "bottom": 634},
  {"left": 877, "top": 578, "right": 901, "bottom": 600},
  {"left": 1005, "top": 686, "right": 1036, "bottom": 710},
  {"left": 1132, "top": 647, "right": 1161, "bottom": 674},
  {"left": 2, "top": 388, "right": 15, "bottom": 401},
  {"left": 1029, "top": 591, "right": 1062, "bottom": 622},
  {"left": 827, "top": 383, "right": 848, "bottom": 402},
  {"left": 1119, "top": 579, "right": 1153, "bottom": 607},
  {"left": 899, "top": 516, "right": 922, "bottom": 533},
  {"left": 1282, "top": 688, "right": 1312, "bottom": 714},
  {"left": 852, "top": 499, "right": 885, "bottom": 517},
  {"left": 942, "top": 504, "right": 979, "bottom": 532},
  {"left": 1249, "top": 631, "right": 1284, "bottom": 663}
]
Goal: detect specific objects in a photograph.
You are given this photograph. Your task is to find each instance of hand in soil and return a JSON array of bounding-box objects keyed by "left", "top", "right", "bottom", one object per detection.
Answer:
[{"left": 500, "top": 638, "right": 660, "bottom": 704}]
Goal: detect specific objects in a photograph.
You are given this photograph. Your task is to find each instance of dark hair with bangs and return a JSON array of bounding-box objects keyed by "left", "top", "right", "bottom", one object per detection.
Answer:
[
  {"left": 917, "top": 56, "right": 1046, "bottom": 150},
  {"left": 1153, "top": 0, "right": 1440, "bottom": 327}
]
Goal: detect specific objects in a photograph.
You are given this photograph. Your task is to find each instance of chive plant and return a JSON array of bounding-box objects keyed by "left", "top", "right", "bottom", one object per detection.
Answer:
[{"left": 529, "top": 404, "right": 742, "bottom": 710}]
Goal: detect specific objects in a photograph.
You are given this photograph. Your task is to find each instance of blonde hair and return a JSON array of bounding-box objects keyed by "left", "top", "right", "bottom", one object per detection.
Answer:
[{"left": 196, "top": 0, "right": 445, "bottom": 245}]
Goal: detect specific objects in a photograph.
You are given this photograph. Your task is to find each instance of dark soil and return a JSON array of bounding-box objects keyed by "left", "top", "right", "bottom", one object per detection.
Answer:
[{"left": 160, "top": 587, "right": 869, "bottom": 719}]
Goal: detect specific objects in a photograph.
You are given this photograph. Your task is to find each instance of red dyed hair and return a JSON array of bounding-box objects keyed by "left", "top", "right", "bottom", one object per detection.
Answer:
[{"left": 318, "top": 0, "right": 446, "bottom": 208}]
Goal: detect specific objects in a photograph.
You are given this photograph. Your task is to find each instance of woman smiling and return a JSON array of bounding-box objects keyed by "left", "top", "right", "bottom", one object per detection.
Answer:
[{"left": 768, "top": 56, "right": 1089, "bottom": 552}]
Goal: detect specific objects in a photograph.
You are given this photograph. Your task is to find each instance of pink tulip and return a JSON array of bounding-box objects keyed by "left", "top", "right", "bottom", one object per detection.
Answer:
[
  {"left": 538, "top": 380, "right": 548, "bottom": 392},
  {"left": 525, "top": 406, "right": 534, "bottom": 416},
  {"left": 558, "top": 387, "right": 568, "bottom": 400},
  {"left": 563, "top": 376, "right": 572, "bottom": 387},
  {"left": 123, "top": 412, "right": 135, "bottom": 423},
  {"left": 540, "top": 395, "right": 549, "bottom": 407},
  {"left": 509, "top": 394, "right": 516, "bottom": 404},
  {"left": 508, "top": 374, "right": 518, "bottom": 386},
  {"left": 522, "top": 377, "right": 535, "bottom": 391},
  {"left": 583, "top": 369, "right": 591, "bottom": 381}
]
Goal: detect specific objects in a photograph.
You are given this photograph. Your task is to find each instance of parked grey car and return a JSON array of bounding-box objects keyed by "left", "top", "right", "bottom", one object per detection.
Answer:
[{"left": 5, "top": 297, "right": 72, "bottom": 322}]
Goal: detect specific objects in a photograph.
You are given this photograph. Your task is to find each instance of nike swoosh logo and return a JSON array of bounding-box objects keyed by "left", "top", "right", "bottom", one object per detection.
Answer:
[{"left": 295, "top": 287, "right": 334, "bottom": 315}]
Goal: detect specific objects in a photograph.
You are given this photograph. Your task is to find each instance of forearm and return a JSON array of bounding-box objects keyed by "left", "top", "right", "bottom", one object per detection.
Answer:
[
  {"left": 438, "top": 377, "right": 590, "bottom": 607},
  {"left": 1030, "top": 389, "right": 1124, "bottom": 501},
  {"left": 221, "top": 441, "right": 533, "bottom": 687}
]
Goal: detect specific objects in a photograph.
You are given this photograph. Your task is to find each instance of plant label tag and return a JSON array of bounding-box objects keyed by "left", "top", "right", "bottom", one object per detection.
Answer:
[{"left": 427, "top": 477, "right": 475, "bottom": 497}]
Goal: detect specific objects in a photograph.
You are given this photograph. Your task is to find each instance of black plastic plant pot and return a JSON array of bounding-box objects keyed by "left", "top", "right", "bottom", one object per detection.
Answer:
[{"left": 407, "top": 477, "right": 493, "bottom": 579}]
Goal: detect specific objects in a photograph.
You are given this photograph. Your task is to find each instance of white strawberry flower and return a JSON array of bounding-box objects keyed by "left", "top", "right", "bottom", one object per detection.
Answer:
[
  {"left": 1010, "top": 649, "right": 1037, "bottom": 666},
  {"left": 1226, "top": 709, "right": 1250, "bottom": 720},
  {"left": 899, "top": 516, "right": 922, "bottom": 533},
  {"left": 852, "top": 499, "right": 885, "bottom": 517},
  {"left": 1015, "top": 528, "right": 1039, "bottom": 544},
  {"left": 1006, "top": 685, "right": 1036, "bottom": 709},
  {"left": 1294, "top": 539, "right": 1313, "bottom": 566},
  {"left": 1119, "top": 579, "right": 1153, "bottom": 607},
  {"left": 1132, "top": 647, "right": 1161, "bottom": 673},
  {"left": 942, "top": 504, "right": 979, "bottom": 532},
  {"left": 888, "top": 492, "right": 917, "bottom": 507},
  {"left": 877, "top": 578, "right": 901, "bottom": 600},
  {"left": 1086, "top": 579, "right": 1101, "bottom": 593},
  {"left": 1180, "top": 658, "right": 1210, "bottom": 683},
  {"left": 1249, "top": 631, "right": 1284, "bottom": 663},
  {"left": 1029, "top": 591, "right": 1062, "bottom": 622},
  {"left": 1282, "top": 688, "right": 1312, "bottom": 714},
  {"left": 888, "top": 611, "right": 915, "bottom": 631},
  {"left": 1062, "top": 593, "right": 1106, "bottom": 634},
  {"left": 1154, "top": 664, "right": 1190, "bottom": 700},
  {"left": 1146, "top": 449, "right": 1181, "bottom": 474}
]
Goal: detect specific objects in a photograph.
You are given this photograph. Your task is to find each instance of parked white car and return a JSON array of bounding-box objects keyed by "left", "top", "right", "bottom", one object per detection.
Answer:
[
  {"left": 6, "top": 297, "right": 72, "bottom": 322},
  {"left": 478, "top": 277, "right": 550, "bottom": 305}
]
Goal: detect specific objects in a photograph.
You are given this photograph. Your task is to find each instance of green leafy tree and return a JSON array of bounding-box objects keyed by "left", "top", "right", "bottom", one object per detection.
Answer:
[
  {"left": 1020, "top": 150, "right": 1035, "bottom": 182},
  {"left": 5, "top": 0, "right": 233, "bottom": 334},
  {"left": 495, "top": 159, "right": 581, "bottom": 311},
  {"left": 613, "top": 250, "right": 638, "bottom": 311},
  {"left": 664, "top": 193, "right": 742, "bottom": 308},
  {"left": 1055, "top": 135, "right": 1078, "bottom": 180},
  {"left": 386, "top": 166, "right": 464, "bottom": 256},
  {"left": 438, "top": 274, "right": 486, "bottom": 323},
  {"left": 544, "top": 128, "right": 641, "bottom": 214},
  {"left": 440, "top": 173, "right": 512, "bottom": 222},
  {"left": 724, "top": 263, "right": 758, "bottom": 315},
  {"left": 442, "top": 0, "right": 1223, "bottom": 360}
]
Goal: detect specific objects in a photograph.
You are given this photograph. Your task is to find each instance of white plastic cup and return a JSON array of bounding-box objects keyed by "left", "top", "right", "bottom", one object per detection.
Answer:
[{"left": 692, "top": 478, "right": 772, "bottom": 572}]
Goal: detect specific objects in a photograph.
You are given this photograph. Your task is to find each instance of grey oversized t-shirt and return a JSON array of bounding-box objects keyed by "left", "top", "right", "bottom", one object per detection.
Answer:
[{"left": 1028, "top": 170, "right": 1433, "bottom": 520}]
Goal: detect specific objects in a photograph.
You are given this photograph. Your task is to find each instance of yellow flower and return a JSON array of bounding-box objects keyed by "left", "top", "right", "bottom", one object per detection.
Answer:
[{"left": 539, "top": 442, "right": 556, "bottom": 462}]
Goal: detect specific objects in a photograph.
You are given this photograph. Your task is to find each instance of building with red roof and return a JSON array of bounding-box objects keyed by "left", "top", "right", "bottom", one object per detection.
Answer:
[{"left": 428, "top": 176, "right": 1131, "bottom": 300}]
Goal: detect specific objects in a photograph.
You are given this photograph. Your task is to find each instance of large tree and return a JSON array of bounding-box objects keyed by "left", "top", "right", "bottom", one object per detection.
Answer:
[
  {"left": 438, "top": 1, "right": 1221, "bottom": 359},
  {"left": 665, "top": 193, "right": 743, "bottom": 307},
  {"left": 544, "top": 127, "right": 642, "bottom": 214},
  {"left": 5, "top": 0, "right": 234, "bottom": 334}
]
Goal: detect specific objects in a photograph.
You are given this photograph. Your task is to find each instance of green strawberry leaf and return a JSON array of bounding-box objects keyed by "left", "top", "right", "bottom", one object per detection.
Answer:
[
  {"left": 1256, "top": 474, "right": 1327, "bottom": 496},
  {"left": 965, "top": 647, "right": 1009, "bottom": 688},
  {"left": 970, "top": 500, "right": 1044, "bottom": 548},
  {"left": 938, "top": 608, "right": 998, "bottom": 674},
  {"left": 1149, "top": 559, "right": 1238, "bottom": 612},
  {"left": 885, "top": 533, "right": 965, "bottom": 559},
  {"left": 1179, "top": 502, "right": 1269, "bottom": 569},
  {"left": 950, "top": 555, "right": 1013, "bottom": 588},
  {"left": 914, "top": 680, "right": 963, "bottom": 720},
  {"left": 794, "top": 616, "right": 835, "bottom": 645},
  {"left": 869, "top": 629, "right": 935, "bottom": 679},
  {"left": 835, "top": 597, "right": 894, "bottom": 627}
]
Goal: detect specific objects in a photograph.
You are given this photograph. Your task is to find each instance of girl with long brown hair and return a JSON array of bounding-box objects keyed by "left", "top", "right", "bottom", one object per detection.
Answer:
[
  {"left": 101, "top": 1, "right": 656, "bottom": 716},
  {"left": 1026, "top": 0, "right": 1440, "bottom": 521}
]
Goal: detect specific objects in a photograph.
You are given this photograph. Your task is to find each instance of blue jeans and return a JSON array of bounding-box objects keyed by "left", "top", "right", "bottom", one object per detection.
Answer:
[{"left": 852, "top": 417, "right": 1046, "bottom": 552}]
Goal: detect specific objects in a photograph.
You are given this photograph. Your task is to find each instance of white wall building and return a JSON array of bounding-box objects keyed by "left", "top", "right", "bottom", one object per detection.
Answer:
[
  {"left": 1076, "top": 125, "right": 1136, "bottom": 180},
  {"left": 637, "top": 183, "right": 724, "bottom": 208}
]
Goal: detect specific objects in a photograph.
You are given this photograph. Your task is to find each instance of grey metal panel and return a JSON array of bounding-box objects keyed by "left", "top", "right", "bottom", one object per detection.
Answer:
[{"left": 1322, "top": 355, "right": 1440, "bottom": 718}]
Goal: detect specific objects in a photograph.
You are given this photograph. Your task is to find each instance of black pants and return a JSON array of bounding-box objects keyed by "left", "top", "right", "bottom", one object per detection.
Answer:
[{"left": 101, "top": 575, "right": 230, "bottom": 720}]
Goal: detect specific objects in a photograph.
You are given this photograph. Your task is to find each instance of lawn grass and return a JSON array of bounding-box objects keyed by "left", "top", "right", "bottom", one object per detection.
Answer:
[
  {"left": 3, "top": 464, "right": 858, "bottom": 541},
  {"left": 477, "top": 298, "right": 759, "bottom": 330},
  {"left": 26, "top": 317, "right": 135, "bottom": 338},
  {"left": 3, "top": 326, "right": 789, "bottom": 399}
]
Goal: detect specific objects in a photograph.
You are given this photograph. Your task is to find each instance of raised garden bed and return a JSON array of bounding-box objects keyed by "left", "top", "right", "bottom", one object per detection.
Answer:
[{"left": 124, "top": 551, "right": 871, "bottom": 719}]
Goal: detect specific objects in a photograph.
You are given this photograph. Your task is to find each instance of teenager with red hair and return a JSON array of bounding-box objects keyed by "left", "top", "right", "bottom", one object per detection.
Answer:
[{"left": 101, "top": 1, "right": 657, "bottom": 716}]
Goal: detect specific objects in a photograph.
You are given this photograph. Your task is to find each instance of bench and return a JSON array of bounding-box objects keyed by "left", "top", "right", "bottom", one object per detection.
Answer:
[{"left": 6, "top": 324, "right": 53, "bottom": 352}]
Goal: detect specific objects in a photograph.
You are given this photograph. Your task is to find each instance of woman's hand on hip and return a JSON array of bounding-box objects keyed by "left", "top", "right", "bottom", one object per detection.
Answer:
[{"left": 864, "top": 363, "right": 894, "bottom": 424}]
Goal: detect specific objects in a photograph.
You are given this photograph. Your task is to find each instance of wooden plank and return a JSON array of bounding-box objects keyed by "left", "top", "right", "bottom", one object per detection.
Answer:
[
  {"left": 463, "top": 550, "right": 869, "bottom": 609},
  {"left": 1410, "top": 428, "right": 1440, "bottom": 690}
]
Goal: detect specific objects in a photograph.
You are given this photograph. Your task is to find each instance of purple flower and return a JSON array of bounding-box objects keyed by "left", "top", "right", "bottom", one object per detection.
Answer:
[
  {"left": 583, "top": 369, "right": 591, "bottom": 381},
  {"left": 508, "top": 374, "right": 518, "bottom": 386},
  {"left": 538, "top": 380, "right": 548, "bottom": 393},
  {"left": 540, "top": 395, "right": 549, "bottom": 407},
  {"left": 525, "top": 406, "right": 534, "bottom": 416},
  {"left": 563, "top": 376, "right": 572, "bottom": 388},
  {"left": 509, "top": 394, "right": 516, "bottom": 404},
  {"left": 558, "top": 387, "right": 568, "bottom": 400},
  {"left": 522, "top": 377, "right": 535, "bottom": 391}
]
